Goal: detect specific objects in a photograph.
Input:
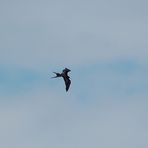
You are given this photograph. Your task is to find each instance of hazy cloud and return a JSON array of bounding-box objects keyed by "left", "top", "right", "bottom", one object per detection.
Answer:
[
  {"left": 0, "top": 90, "right": 148, "bottom": 148},
  {"left": 0, "top": 0, "right": 148, "bottom": 68},
  {"left": 0, "top": 0, "right": 148, "bottom": 147}
]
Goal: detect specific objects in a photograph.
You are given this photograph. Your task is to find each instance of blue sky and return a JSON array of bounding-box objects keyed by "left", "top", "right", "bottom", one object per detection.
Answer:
[{"left": 0, "top": 0, "right": 148, "bottom": 148}]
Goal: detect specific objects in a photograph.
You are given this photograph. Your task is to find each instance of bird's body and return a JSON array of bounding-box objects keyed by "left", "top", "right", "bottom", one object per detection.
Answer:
[{"left": 51, "top": 68, "right": 71, "bottom": 92}]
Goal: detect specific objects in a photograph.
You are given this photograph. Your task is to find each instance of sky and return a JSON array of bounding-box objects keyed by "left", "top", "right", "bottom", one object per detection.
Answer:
[{"left": 0, "top": 0, "right": 148, "bottom": 148}]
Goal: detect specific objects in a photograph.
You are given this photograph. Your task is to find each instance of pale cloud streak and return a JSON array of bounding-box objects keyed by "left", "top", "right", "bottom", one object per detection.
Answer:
[
  {"left": 0, "top": 0, "right": 148, "bottom": 147},
  {"left": 0, "top": 90, "right": 147, "bottom": 148},
  {"left": 0, "top": 0, "right": 148, "bottom": 68}
]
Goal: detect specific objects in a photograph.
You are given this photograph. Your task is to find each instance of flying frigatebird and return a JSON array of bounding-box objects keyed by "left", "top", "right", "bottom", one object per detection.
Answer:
[{"left": 51, "top": 68, "right": 71, "bottom": 92}]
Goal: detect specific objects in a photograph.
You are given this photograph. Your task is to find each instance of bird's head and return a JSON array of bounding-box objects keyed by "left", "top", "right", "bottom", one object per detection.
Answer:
[{"left": 64, "top": 68, "right": 71, "bottom": 72}]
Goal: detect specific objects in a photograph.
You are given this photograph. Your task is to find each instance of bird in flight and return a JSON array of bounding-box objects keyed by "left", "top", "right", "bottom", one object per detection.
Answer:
[{"left": 51, "top": 68, "right": 71, "bottom": 92}]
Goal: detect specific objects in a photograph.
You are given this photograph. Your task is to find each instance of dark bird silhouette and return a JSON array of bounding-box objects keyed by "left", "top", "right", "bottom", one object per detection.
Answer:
[{"left": 51, "top": 68, "right": 71, "bottom": 92}]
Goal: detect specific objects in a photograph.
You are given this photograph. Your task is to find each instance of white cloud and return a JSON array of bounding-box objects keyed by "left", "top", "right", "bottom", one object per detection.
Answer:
[
  {"left": 0, "top": 1, "right": 148, "bottom": 147},
  {"left": 0, "top": 0, "right": 148, "bottom": 68},
  {"left": 0, "top": 89, "right": 147, "bottom": 148}
]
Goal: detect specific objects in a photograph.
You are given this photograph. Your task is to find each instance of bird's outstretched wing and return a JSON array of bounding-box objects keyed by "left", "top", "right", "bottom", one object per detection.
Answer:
[{"left": 63, "top": 76, "right": 71, "bottom": 92}]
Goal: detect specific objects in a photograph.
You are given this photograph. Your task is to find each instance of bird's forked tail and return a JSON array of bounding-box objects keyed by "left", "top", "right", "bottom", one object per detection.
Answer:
[{"left": 51, "top": 72, "right": 61, "bottom": 78}]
